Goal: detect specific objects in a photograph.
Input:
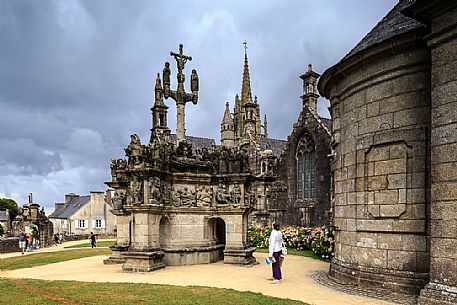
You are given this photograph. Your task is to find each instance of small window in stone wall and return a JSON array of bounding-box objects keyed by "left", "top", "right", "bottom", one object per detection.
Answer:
[
  {"left": 296, "top": 134, "right": 317, "bottom": 199},
  {"left": 95, "top": 219, "right": 102, "bottom": 228}
]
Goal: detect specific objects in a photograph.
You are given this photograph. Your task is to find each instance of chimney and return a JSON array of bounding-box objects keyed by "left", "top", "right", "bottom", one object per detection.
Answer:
[
  {"left": 105, "top": 189, "right": 112, "bottom": 206},
  {"left": 90, "top": 191, "right": 104, "bottom": 202},
  {"left": 65, "top": 193, "right": 79, "bottom": 203}
]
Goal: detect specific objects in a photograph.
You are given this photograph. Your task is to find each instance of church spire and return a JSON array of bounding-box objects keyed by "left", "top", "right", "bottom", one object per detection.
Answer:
[
  {"left": 221, "top": 101, "right": 235, "bottom": 148},
  {"left": 222, "top": 102, "right": 233, "bottom": 124},
  {"left": 240, "top": 41, "right": 252, "bottom": 105}
]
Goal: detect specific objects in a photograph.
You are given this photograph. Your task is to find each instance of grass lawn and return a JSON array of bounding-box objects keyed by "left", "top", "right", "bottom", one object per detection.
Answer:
[
  {"left": 0, "top": 248, "right": 110, "bottom": 271},
  {"left": 64, "top": 240, "right": 115, "bottom": 248},
  {"left": 0, "top": 278, "right": 307, "bottom": 305},
  {"left": 255, "top": 247, "right": 329, "bottom": 261}
]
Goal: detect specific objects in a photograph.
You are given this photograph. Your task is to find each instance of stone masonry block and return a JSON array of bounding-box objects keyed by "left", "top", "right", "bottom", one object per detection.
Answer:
[
  {"left": 388, "top": 250, "right": 417, "bottom": 271},
  {"left": 378, "top": 233, "right": 402, "bottom": 250},
  {"left": 394, "top": 106, "right": 430, "bottom": 128},
  {"left": 431, "top": 219, "right": 457, "bottom": 238},
  {"left": 375, "top": 158, "right": 406, "bottom": 175},
  {"left": 432, "top": 162, "right": 457, "bottom": 182},
  {"left": 431, "top": 202, "right": 457, "bottom": 220},
  {"left": 375, "top": 190, "right": 399, "bottom": 205},
  {"left": 368, "top": 176, "right": 388, "bottom": 191},
  {"left": 432, "top": 182, "right": 457, "bottom": 201},
  {"left": 430, "top": 238, "right": 457, "bottom": 260},
  {"left": 402, "top": 235, "right": 427, "bottom": 252},
  {"left": 431, "top": 124, "right": 457, "bottom": 146},
  {"left": 388, "top": 174, "right": 406, "bottom": 189},
  {"left": 433, "top": 101, "right": 457, "bottom": 128},
  {"left": 432, "top": 142, "right": 457, "bottom": 163},
  {"left": 353, "top": 247, "right": 387, "bottom": 268},
  {"left": 379, "top": 204, "right": 406, "bottom": 218},
  {"left": 356, "top": 232, "right": 378, "bottom": 248}
]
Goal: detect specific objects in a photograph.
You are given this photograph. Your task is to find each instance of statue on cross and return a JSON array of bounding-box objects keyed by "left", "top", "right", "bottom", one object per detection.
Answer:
[{"left": 162, "top": 44, "right": 199, "bottom": 144}]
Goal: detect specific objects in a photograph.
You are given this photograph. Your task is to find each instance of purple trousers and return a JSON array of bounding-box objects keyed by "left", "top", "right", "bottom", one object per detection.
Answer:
[{"left": 272, "top": 251, "right": 282, "bottom": 280}]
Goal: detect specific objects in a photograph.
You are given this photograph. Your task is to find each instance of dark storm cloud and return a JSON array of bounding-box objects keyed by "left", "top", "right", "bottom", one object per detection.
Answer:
[{"left": 0, "top": 0, "right": 397, "bottom": 208}]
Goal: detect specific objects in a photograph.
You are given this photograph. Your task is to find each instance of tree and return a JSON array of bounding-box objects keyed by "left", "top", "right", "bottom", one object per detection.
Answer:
[{"left": 0, "top": 198, "right": 20, "bottom": 220}]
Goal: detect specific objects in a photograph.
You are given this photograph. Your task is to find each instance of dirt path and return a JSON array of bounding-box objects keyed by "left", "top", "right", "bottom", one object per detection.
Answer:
[{"left": 1, "top": 248, "right": 397, "bottom": 305}]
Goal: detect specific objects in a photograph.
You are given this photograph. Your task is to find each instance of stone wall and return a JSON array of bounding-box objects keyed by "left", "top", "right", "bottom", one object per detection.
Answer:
[
  {"left": 319, "top": 32, "right": 431, "bottom": 295},
  {"left": 0, "top": 237, "right": 20, "bottom": 254},
  {"left": 413, "top": 1, "right": 457, "bottom": 304}
]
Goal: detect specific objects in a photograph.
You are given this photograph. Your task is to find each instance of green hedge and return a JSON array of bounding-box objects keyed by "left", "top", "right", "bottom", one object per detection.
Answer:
[{"left": 248, "top": 225, "right": 335, "bottom": 258}]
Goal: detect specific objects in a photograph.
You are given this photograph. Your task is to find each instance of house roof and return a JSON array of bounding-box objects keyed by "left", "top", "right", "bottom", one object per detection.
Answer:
[
  {"left": 342, "top": 1, "right": 425, "bottom": 61},
  {"left": 170, "top": 134, "right": 216, "bottom": 151},
  {"left": 0, "top": 210, "right": 9, "bottom": 221},
  {"left": 48, "top": 195, "right": 90, "bottom": 219}
]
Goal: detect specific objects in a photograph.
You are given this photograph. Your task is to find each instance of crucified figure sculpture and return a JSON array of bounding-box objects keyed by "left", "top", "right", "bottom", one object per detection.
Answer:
[{"left": 163, "top": 44, "right": 199, "bottom": 144}]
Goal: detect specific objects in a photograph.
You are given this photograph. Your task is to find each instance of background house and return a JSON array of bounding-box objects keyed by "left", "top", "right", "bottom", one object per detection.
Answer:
[{"left": 49, "top": 191, "right": 116, "bottom": 236}]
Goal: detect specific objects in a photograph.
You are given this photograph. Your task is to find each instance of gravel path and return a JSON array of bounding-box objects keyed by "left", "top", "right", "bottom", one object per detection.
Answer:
[{"left": 1, "top": 243, "right": 399, "bottom": 305}]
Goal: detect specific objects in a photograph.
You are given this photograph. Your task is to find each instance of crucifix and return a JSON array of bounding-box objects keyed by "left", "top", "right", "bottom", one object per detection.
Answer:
[{"left": 162, "top": 44, "right": 199, "bottom": 144}]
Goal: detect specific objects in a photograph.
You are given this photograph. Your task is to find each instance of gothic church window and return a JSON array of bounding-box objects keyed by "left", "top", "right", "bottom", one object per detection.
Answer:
[{"left": 296, "top": 134, "right": 317, "bottom": 199}]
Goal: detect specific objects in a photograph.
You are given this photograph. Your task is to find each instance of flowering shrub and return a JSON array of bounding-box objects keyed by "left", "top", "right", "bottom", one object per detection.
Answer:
[{"left": 248, "top": 224, "right": 335, "bottom": 258}]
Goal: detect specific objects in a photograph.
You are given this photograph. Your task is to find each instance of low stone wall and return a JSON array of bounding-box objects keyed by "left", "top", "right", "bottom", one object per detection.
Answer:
[
  {"left": 0, "top": 237, "right": 20, "bottom": 254},
  {"left": 61, "top": 233, "right": 116, "bottom": 243}
]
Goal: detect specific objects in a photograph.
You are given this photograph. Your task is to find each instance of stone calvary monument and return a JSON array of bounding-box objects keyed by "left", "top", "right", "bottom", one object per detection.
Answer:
[{"left": 105, "top": 44, "right": 256, "bottom": 271}]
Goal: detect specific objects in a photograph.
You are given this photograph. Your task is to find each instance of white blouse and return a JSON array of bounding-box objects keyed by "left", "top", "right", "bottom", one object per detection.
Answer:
[{"left": 268, "top": 229, "right": 283, "bottom": 257}]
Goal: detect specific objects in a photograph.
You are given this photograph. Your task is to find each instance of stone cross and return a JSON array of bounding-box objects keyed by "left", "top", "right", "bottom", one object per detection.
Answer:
[{"left": 163, "top": 44, "right": 199, "bottom": 144}]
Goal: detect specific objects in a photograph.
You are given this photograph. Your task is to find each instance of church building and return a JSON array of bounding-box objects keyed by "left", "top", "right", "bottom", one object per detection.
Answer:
[{"left": 218, "top": 47, "right": 332, "bottom": 227}]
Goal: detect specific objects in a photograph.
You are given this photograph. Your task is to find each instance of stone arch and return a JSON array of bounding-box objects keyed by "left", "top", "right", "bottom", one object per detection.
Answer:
[
  {"left": 207, "top": 217, "right": 226, "bottom": 247},
  {"left": 159, "top": 215, "right": 172, "bottom": 248}
]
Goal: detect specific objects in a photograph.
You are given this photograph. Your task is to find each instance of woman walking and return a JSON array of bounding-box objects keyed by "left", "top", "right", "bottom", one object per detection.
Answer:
[{"left": 268, "top": 222, "right": 283, "bottom": 283}]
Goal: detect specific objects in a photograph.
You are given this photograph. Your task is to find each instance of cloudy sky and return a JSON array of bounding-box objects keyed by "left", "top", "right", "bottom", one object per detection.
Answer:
[{"left": 0, "top": 0, "right": 397, "bottom": 210}]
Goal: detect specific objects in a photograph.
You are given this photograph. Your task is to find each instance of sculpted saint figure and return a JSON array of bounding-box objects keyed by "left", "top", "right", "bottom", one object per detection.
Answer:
[{"left": 125, "top": 134, "right": 143, "bottom": 167}]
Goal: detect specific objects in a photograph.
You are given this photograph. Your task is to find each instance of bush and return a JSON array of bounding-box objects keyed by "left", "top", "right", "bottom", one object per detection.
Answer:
[{"left": 248, "top": 224, "right": 335, "bottom": 258}]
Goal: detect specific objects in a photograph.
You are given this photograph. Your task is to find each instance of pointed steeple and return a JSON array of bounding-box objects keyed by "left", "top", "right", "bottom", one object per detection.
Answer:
[
  {"left": 240, "top": 41, "right": 252, "bottom": 105},
  {"left": 150, "top": 73, "right": 170, "bottom": 143},
  {"left": 222, "top": 102, "right": 233, "bottom": 124},
  {"left": 263, "top": 114, "right": 268, "bottom": 138},
  {"left": 221, "top": 101, "right": 235, "bottom": 148}
]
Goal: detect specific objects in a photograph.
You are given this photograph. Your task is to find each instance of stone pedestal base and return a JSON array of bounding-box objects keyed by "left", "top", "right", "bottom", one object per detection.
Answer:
[
  {"left": 103, "top": 245, "right": 129, "bottom": 265},
  {"left": 163, "top": 244, "right": 224, "bottom": 266},
  {"left": 223, "top": 247, "right": 257, "bottom": 265},
  {"left": 121, "top": 250, "right": 165, "bottom": 272},
  {"left": 329, "top": 258, "right": 428, "bottom": 295},
  {"left": 419, "top": 282, "right": 457, "bottom": 305}
]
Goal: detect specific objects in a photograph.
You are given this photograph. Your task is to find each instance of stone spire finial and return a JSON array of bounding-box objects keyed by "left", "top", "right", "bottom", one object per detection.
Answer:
[
  {"left": 240, "top": 41, "right": 252, "bottom": 106},
  {"left": 264, "top": 114, "right": 268, "bottom": 138},
  {"left": 222, "top": 102, "right": 233, "bottom": 124},
  {"left": 300, "top": 63, "right": 320, "bottom": 115}
]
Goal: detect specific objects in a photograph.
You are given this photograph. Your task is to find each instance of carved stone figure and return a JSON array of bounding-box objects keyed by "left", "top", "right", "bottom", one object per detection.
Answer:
[
  {"left": 163, "top": 62, "right": 171, "bottom": 90},
  {"left": 216, "top": 184, "right": 232, "bottom": 205},
  {"left": 112, "top": 190, "right": 126, "bottom": 210},
  {"left": 232, "top": 184, "right": 241, "bottom": 206},
  {"left": 149, "top": 177, "right": 161, "bottom": 204},
  {"left": 196, "top": 185, "right": 213, "bottom": 207},
  {"left": 130, "top": 179, "right": 143, "bottom": 205},
  {"left": 170, "top": 187, "right": 180, "bottom": 206},
  {"left": 191, "top": 69, "right": 199, "bottom": 92},
  {"left": 179, "top": 186, "right": 196, "bottom": 206},
  {"left": 125, "top": 134, "right": 143, "bottom": 167}
]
